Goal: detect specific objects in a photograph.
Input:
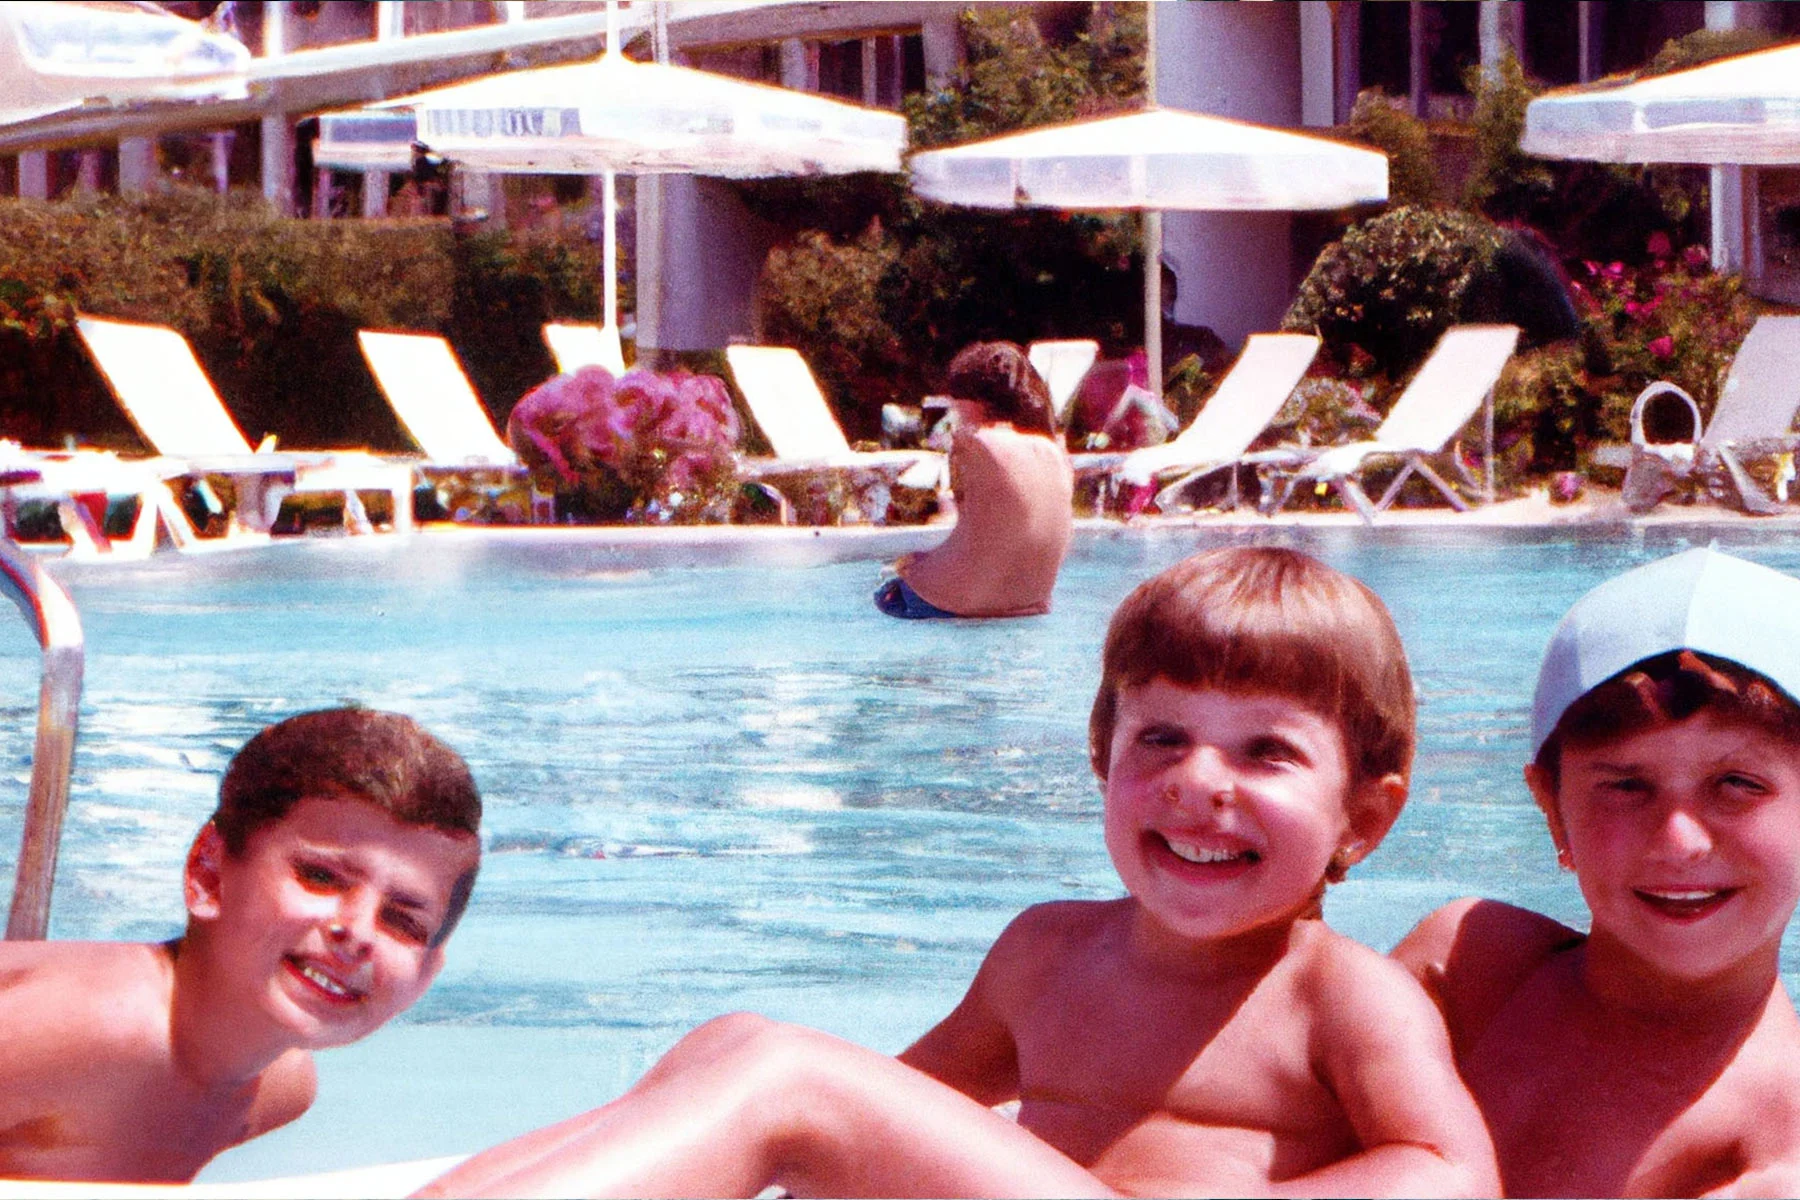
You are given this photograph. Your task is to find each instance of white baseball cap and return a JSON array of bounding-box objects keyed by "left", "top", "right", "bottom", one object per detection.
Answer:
[{"left": 1531, "top": 547, "right": 1800, "bottom": 754}]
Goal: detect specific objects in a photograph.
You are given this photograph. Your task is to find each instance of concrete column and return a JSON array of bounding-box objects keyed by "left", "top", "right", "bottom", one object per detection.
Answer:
[
  {"left": 779, "top": 38, "right": 808, "bottom": 89},
  {"left": 261, "top": 115, "right": 295, "bottom": 213},
  {"left": 75, "top": 151, "right": 103, "bottom": 193},
  {"left": 1408, "top": 1, "right": 1427, "bottom": 119},
  {"left": 1577, "top": 1, "right": 1603, "bottom": 82},
  {"left": 118, "top": 137, "right": 157, "bottom": 193},
  {"left": 636, "top": 174, "right": 665, "bottom": 362},
  {"left": 1157, "top": 1, "right": 1303, "bottom": 350},
  {"left": 376, "top": 1, "right": 403, "bottom": 39},
  {"left": 1479, "top": 1, "right": 1523, "bottom": 79},
  {"left": 262, "top": 0, "right": 294, "bottom": 213},
  {"left": 209, "top": 131, "right": 234, "bottom": 194},
  {"left": 18, "top": 151, "right": 49, "bottom": 200},
  {"left": 920, "top": 11, "right": 963, "bottom": 88},
  {"left": 1334, "top": 1, "right": 1361, "bottom": 124},
  {"left": 1712, "top": 166, "right": 1748, "bottom": 273},
  {"left": 861, "top": 38, "right": 878, "bottom": 106},
  {"left": 636, "top": 175, "right": 768, "bottom": 353},
  {"left": 1298, "top": 1, "right": 1335, "bottom": 127}
]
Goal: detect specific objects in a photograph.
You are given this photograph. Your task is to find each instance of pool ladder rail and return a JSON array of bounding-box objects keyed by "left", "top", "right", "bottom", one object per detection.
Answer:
[{"left": 0, "top": 535, "right": 83, "bottom": 940}]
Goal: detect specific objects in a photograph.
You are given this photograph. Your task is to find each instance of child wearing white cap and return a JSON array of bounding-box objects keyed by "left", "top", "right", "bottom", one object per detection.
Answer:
[{"left": 1396, "top": 546, "right": 1800, "bottom": 1198}]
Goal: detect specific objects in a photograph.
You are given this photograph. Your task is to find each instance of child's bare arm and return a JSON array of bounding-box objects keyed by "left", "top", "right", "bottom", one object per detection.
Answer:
[
  {"left": 899, "top": 907, "right": 1048, "bottom": 1103},
  {"left": 1275, "top": 948, "right": 1499, "bottom": 1199}
]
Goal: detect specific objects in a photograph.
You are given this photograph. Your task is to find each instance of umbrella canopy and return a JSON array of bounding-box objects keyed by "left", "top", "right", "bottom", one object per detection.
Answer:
[
  {"left": 909, "top": 106, "right": 1387, "bottom": 405},
  {"left": 0, "top": 1, "right": 248, "bottom": 125},
  {"left": 1522, "top": 42, "right": 1800, "bottom": 165},
  {"left": 375, "top": 51, "right": 906, "bottom": 177},
  {"left": 910, "top": 107, "right": 1389, "bottom": 212},
  {"left": 323, "top": 50, "right": 906, "bottom": 351}
]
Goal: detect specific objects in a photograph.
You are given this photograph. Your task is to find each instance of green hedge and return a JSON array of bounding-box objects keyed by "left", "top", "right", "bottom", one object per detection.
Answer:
[{"left": 0, "top": 189, "right": 605, "bottom": 452}]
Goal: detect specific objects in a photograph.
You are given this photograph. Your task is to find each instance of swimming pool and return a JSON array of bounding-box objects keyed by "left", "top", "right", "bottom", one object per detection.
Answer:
[{"left": 2, "top": 523, "right": 1795, "bottom": 1181}]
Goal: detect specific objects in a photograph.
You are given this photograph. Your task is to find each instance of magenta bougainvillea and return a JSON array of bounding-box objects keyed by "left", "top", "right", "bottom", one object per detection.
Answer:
[{"left": 506, "top": 366, "right": 741, "bottom": 522}]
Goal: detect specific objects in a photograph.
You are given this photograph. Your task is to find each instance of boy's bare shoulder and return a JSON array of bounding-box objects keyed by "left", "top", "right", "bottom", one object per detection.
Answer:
[
  {"left": 0, "top": 942, "right": 173, "bottom": 1100},
  {"left": 1391, "top": 898, "right": 1582, "bottom": 1049},
  {"left": 0, "top": 940, "right": 172, "bottom": 1026},
  {"left": 981, "top": 900, "right": 1129, "bottom": 984},
  {"left": 1292, "top": 920, "right": 1442, "bottom": 1022},
  {"left": 245, "top": 1050, "right": 319, "bottom": 1142}
]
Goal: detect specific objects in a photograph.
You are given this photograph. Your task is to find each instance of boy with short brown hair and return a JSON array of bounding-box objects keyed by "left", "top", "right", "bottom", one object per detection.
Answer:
[
  {"left": 1397, "top": 547, "right": 1800, "bottom": 1197},
  {"left": 426, "top": 547, "right": 1497, "bottom": 1198},
  {"left": 0, "top": 707, "right": 481, "bottom": 1183}
]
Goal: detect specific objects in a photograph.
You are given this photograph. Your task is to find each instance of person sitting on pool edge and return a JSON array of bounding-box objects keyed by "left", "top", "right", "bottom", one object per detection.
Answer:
[
  {"left": 1395, "top": 547, "right": 1800, "bottom": 1197},
  {"left": 876, "top": 341, "right": 1073, "bottom": 619},
  {"left": 0, "top": 707, "right": 482, "bottom": 1183},
  {"left": 423, "top": 547, "right": 1497, "bottom": 1198}
]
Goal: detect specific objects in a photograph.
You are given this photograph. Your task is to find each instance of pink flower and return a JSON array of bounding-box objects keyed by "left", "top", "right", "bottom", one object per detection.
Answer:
[
  {"left": 1582, "top": 260, "right": 1601, "bottom": 277},
  {"left": 1682, "top": 244, "right": 1709, "bottom": 270},
  {"left": 1602, "top": 261, "right": 1626, "bottom": 281},
  {"left": 1648, "top": 335, "right": 1675, "bottom": 359},
  {"left": 1647, "top": 231, "right": 1672, "bottom": 259}
]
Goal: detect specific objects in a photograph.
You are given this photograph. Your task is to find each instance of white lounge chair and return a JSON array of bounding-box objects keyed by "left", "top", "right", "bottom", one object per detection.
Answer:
[
  {"left": 355, "top": 331, "right": 519, "bottom": 467},
  {"left": 1081, "top": 332, "right": 1320, "bottom": 512},
  {"left": 543, "top": 321, "right": 628, "bottom": 376},
  {"left": 1263, "top": 324, "right": 1521, "bottom": 523},
  {"left": 724, "top": 344, "right": 942, "bottom": 523},
  {"left": 74, "top": 315, "right": 415, "bottom": 542},
  {"left": 1621, "top": 314, "right": 1800, "bottom": 515},
  {"left": 1026, "top": 339, "right": 1099, "bottom": 425}
]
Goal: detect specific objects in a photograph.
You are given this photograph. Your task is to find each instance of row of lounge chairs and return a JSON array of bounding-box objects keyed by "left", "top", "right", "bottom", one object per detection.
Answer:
[{"left": 12, "top": 313, "right": 1799, "bottom": 556}]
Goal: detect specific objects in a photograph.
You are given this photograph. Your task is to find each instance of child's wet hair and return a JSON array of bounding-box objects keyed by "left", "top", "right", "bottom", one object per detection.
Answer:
[
  {"left": 944, "top": 341, "right": 1057, "bottom": 436},
  {"left": 1534, "top": 649, "right": 1800, "bottom": 790},
  {"left": 1089, "top": 547, "right": 1416, "bottom": 802},
  {"left": 212, "top": 707, "right": 482, "bottom": 944}
]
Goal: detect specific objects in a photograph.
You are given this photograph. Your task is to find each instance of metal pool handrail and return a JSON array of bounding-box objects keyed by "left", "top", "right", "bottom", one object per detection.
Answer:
[{"left": 0, "top": 537, "right": 83, "bottom": 940}]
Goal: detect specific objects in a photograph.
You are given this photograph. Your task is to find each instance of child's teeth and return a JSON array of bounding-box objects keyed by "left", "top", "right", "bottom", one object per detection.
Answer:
[
  {"left": 300, "top": 963, "right": 352, "bottom": 997},
  {"left": 1648, "top": 889, "right": 1716, "bottom": 901},
  {"left": 1166, "top": 839, "right": 1243, "bottom": 864}
]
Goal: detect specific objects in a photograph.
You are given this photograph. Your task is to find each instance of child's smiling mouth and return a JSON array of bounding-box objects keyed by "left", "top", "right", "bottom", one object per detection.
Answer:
[
  {"left": 1158, "top": 834, "right": 1262, "bottom": 869},
  {"left": 1632, "top": 887, "right": 1739, "bottom": 920},
  {"left": 285, "top": 955, "right": 370, "bottom": 1003}
]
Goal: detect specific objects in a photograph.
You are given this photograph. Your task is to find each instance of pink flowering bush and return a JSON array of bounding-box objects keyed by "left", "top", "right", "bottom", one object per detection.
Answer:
[
  {"left": 1569, "top": 239, "right": 1758, "bottom": 439},
  {"left": 506, "top": 366, "right": 742, "bottom": 523}
]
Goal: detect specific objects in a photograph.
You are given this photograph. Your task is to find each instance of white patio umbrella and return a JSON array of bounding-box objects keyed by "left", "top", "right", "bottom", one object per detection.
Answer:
[
  {"left": 328, "top": 42, "right": 906, "bottom": 343},
  {"left": 1522, "top": 42, "right": 1800, "bottom": 164},
  {"left": 909, "top": 106, "right": 1389, "bottom": 394}
]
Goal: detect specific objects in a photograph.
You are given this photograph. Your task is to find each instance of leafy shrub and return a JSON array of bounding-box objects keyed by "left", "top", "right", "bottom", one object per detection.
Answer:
[
  {"left": 752, "top": 4, "right": 1146, "bottom": 441},
  {"left": 1458, "top": 53, "right": 1706, "bottom": 266},
  {"left": 1283, "top": 206, "right": 1506, "bottom": 374},
  {"left": 1345, "top": 91, "right": 1443, "bottom": 209},
  {"left": 0, "top": 188, "right": 610, "bottom": 453},
  {"left": 506, "top": 366, "right": 741, "bottom": 523}
]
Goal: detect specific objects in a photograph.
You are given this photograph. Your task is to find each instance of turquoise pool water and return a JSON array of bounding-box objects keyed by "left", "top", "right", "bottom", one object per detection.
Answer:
[{"left": 1, "top": 524, "right": 1796, "bottom": 1180}]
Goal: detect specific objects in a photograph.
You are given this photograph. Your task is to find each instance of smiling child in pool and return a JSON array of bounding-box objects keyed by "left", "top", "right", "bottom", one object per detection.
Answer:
[
  {"left": 425, "top": 547, "right": 1495, "bottom": 1198},
  {"left": 1397, "top": 548, "right": 1800, "bottom": 1197}
]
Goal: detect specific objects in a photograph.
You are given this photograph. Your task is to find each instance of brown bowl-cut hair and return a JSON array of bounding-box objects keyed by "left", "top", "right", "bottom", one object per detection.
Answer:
[
  {"left": 212, "top": 708, "right": 482, "bottom": 945},
  {"left": 1534, "top": 649, "right": 1800, "bottom": 792},
  {"left": 944, "top": 341, "right": 1057, "bottom": 437},
  {"left": 1089, "top": 548, "right": 1416, "bottom": 819}
]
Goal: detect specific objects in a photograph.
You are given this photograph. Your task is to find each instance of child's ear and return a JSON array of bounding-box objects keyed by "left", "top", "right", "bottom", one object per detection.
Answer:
[
  {"left": 1338, "top": 772, "right": 1408, "bottom": 870},
  {"left": 184, "top": 823, "right": 226, "bottom": 921},
  {"left": 1524, "top": 763, "right": 1573, "bottom": 870}
]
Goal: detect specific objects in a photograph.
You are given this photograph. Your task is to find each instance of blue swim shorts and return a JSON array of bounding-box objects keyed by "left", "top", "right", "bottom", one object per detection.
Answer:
[{"left": 874, "top": 577, "right": 959, "bottom": 620}]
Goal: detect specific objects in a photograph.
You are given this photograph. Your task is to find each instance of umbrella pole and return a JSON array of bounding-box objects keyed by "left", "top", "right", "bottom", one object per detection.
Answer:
[
  {"left": 603, "top": 169, "right": 619, "bottom": 335},
  {"left": 1145, "top": 210, "right": 1162, "bottom": 398},
  {"left": 1142, "top": 6, "right": 1162, "bottom": 398}
]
